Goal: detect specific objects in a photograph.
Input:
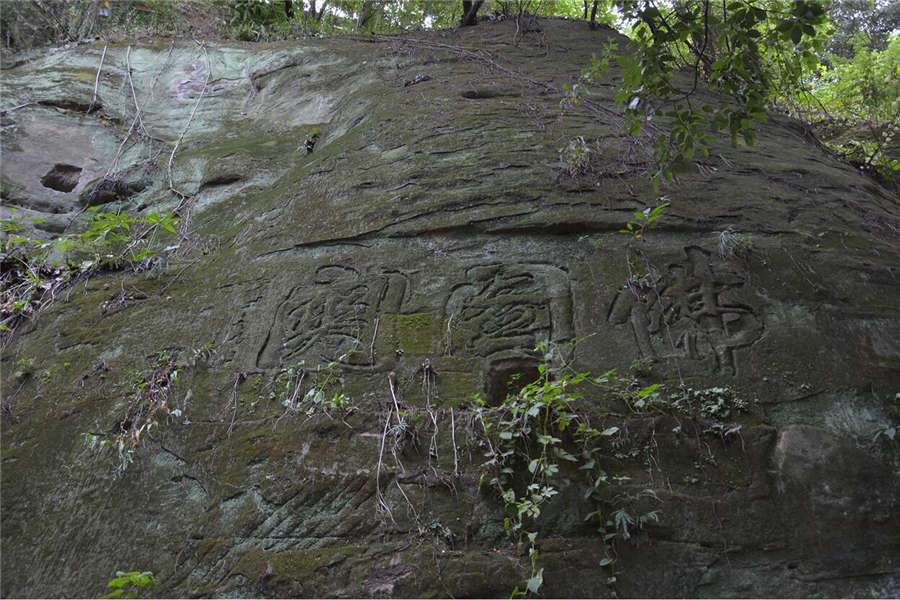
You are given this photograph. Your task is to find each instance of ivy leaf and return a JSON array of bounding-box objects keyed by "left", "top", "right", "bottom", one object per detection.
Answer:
[
  {"left": 526, "top": 569, "right": 544, "bottom": 594},
  {"left": 636, "top": 384, "right": 661, "bottom": 399},
  {"left": 555, "top": 448, "right": 578, "bottom": 462}
]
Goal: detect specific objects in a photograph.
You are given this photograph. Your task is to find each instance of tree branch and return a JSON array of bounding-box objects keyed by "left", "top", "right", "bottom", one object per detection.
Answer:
[
  {"left": 167, "top": 40, "right": 211, "bottom": 200},
  {"left": 87, "top": 43, "right": 107, "bottom": 114}
]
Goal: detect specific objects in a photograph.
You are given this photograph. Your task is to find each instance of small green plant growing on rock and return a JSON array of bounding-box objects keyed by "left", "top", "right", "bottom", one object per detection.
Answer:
[
  {"left": 83, "top": 344, "right": 211, "bottom": 476},
  {"left": 100, "top": 570, "right": 155, "bottom": 599},
  {"left": 1, "top": 209, "right": 25, "bottom": 233},
  {"left": 609, "top": 505, "right": 659, "bottom": 541},
  {"left": 473, "top": 340, "right": 662, "bottom": 595},
  {"left": 13, "top": 357, "right": 35, "bottom": 379},
  {"left": 60, "top": 207, "right": 180, "bottom": 270},
  {"left": 668, "top": 386, "right": 751, "bottom": 420},
  {"left": 273, "top": 356, "right": 353, "bottom": 426},
  {"left": 619, "top": 200, "right": 669, "bottom": 240},
  {"left": 301, "top": 359, "right": 351, "bottom": 413},
  {"left": 1, "top": 207, "right": 181, "bottom": 343},
  {"left": 558, "top": 135, "right": 594, "bottom": 178}
]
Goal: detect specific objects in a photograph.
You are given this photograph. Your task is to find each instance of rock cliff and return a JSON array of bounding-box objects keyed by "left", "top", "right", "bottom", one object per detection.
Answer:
[{"left": 2, "top": 18, "right": 898, "bottom": 598}]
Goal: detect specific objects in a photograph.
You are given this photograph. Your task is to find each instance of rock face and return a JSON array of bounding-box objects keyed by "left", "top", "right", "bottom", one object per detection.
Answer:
[{"left": 2, "top": 20, "right": 898, "bottom": 599}]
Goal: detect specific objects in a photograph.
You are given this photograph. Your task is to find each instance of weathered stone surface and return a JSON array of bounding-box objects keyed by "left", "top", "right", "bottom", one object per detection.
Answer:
[{"left": 2, "top": 19, "right": 898, "bottom": 598}]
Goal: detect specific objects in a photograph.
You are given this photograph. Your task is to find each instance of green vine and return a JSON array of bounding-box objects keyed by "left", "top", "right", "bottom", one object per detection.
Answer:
[{"left": 472, "top": 340, "right": 663, "bottom": 596}]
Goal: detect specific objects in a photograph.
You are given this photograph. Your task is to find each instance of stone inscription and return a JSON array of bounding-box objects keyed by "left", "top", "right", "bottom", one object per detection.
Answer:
[
  {"left": 248, "top": 262, "right": 575, "bottom": 371},
  {"left": 257, "top": 265, "right": 408, "bottom": 368},
  {"left": 444, "top": 263, "right": 574, "bottom": 361},
  {"left": 608, "top": 246, "right": 763, "bottom": 375}
]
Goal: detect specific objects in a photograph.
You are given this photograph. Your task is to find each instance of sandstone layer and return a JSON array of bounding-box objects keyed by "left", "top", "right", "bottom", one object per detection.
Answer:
[{"left": 2, "top": 19, "right": 898, "bottom": 598}]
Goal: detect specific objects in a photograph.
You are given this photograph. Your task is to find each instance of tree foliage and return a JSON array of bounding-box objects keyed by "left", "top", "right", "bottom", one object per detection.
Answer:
[
  {"left": 0, "top": 0, "right": 187, "bottom": 50},
  {"left": 800, "top": 20, "right": 900, "bottom": 178},
  {"left": 579, "top": 0, "right": 833, "bottom": 183},
  {"left": 825, "top": 0, "right": 900, "bottom": 57},
  {"left": 815, "top": 30, "right": 899, "bottom": 122}
]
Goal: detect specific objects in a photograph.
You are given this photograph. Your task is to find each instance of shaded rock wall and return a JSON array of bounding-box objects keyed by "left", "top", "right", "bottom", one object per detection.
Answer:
[{"left": 2, "top": 19, "right": 898, "bottom": 598}]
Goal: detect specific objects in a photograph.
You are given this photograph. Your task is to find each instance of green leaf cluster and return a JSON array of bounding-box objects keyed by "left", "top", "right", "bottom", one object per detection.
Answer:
[
  {"left": 1, "top": 208, "right": 179, "bottom": 337},
  {"left": 101, "top": 570, "right": 155, "bottom": 599},
  {"left": 805, "top": 31, "right": 900, "bottom": 176},
  {"left": 274, "top": 357, "right": 355, "bottom": 417},
  {"left": 583, "top": 0, "right": 831, "bottom": 184},
  {"left": 619, "top": 200, "right": 669, "bottom": 239}
]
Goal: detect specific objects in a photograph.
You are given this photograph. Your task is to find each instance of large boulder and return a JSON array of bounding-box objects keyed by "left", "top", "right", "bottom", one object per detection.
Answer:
[{"left": 2, "top": 19, "right": 898, "bottom": 598}]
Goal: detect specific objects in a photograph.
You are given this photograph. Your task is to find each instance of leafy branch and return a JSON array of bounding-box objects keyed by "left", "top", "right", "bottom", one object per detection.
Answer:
[{"left": 1, "top": 208, "right": 181, "bottom": 347}]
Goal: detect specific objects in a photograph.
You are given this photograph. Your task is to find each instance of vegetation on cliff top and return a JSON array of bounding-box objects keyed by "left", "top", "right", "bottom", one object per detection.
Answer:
[{"left": 2, "top": 0, "right": 897, "bottom": 186}]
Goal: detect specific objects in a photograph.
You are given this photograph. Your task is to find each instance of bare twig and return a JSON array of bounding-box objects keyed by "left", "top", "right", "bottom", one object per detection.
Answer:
[
  {"left": 105, "top": 43, "right": 172, "bottom": 178},
  {"left": 33, "top": 0, "right": 72, "bottom": 44},
  {"left": 167, "top": 41, "right": 211, "bottom": 199},
  {"left": 273, "top": 369, "right": 305, "bottom": 431},
  {"left": 125, "top": 45, "right": 147, "bottom": 137},
  {"left": 375, "top": 374, "right": 396, "bottom": 521},
  {"left": 450, "top": 407, "right": 459, "bottom": 478},
  {"left": 158, "top": 261, "right": 199, "bottom": 296},
  {"left": 87, "top": 43, "right": 107, "bottom": 114},
  {"left": 175, "top": 197, "right": 195, "bottom": 252},
  {"left": 106, "top": 46, "right": 145, "bottom": 178},
  {"left": 226, "top": 372, "right": 245, "bottom": 438},
  {"left": 0, "top": 102, "right": 36, "bottom": 114},
  {"left": 372, "top": 34, "right": 636, "bottom": 131},
  {"left": 107, "top": 115, "right": 139, "bottom": 177},
  {"left": 388, "top": 371, "right": 403, "bottom": 426},
  {"left": 369, "top": 315, "right": 380, "bottom": 365},
  {"left": 420, "top": 360, "right": 439, "bottom": 463},
  {"left": 148, "top": 42, "right": 176, "bottom": 103},
  {"left": 136, "top": 41, "right": 177, "bottom": 164},
  {"left": 394, "top": 479, "right": 422, "bottom": 532},
  {"left": 443, "top": 312, "right": 454, "bottom": 356},
  {"left": 864, "top": 121, "right": 888, "bottom": 168},
  {"left": 288, "top": 370, "right": 305, "bottom": 408}
]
